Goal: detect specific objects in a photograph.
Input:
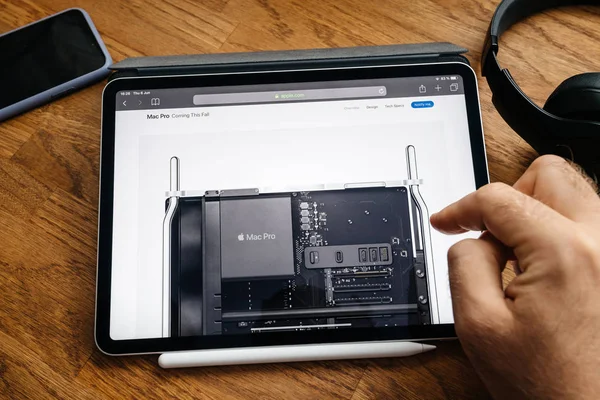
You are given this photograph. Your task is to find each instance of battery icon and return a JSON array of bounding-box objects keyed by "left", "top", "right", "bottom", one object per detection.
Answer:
[{"left": 450, "top": 76, "right": 458, "bottom": 80}]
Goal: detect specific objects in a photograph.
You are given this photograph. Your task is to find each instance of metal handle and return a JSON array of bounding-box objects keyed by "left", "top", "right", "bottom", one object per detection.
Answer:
[
  {"left": 405, "top": 146, "right": 439, "bottom": 324},
  {"left": 162, "top": 156, "right": 180, "bottom": 338}
]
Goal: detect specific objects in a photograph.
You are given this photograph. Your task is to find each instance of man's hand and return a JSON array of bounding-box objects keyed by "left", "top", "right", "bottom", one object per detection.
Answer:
[{"left": 430, "top": 155, "right": 600, "bottom": 400}]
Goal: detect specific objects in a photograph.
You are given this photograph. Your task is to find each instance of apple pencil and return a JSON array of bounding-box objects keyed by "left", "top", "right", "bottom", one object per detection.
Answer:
[{"left": 158, "top": 341, "right": 436, "bottom": 368}]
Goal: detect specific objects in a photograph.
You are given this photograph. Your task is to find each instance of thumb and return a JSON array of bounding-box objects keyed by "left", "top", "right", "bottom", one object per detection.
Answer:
[{"left": 448, "top": 233, "right": 512, "bottom": 333}]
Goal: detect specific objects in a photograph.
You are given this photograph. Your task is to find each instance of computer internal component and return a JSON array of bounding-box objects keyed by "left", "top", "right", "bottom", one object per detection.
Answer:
[
  {"left": 220, "top": 196, "right": 294, "bottom": 280},
  {"left": 162, "top": 145, "right": 436, "bottom": 338},
  {"left": 304, "top": 244, "right": 393, "bottom": 268}
]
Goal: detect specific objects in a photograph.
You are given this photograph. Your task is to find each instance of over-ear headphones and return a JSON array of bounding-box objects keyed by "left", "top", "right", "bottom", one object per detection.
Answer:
[{"left": 482, "top": 0, "right": 600, "bottom": 178}]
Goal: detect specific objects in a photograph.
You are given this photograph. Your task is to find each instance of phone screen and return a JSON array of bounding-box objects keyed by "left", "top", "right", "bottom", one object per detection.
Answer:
[{"left": 0, "top": 9, "right": 107, "bottom": 109}]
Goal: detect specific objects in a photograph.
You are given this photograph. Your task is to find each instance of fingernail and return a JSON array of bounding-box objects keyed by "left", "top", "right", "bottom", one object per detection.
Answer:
[{"left": 429, "top": 213, "right": 439, "bottom": 226}]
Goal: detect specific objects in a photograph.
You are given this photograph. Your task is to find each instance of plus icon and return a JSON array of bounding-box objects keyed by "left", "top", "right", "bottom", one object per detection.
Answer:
[{"left": 435, "top": 85, "right": 442, "bottom": 91}]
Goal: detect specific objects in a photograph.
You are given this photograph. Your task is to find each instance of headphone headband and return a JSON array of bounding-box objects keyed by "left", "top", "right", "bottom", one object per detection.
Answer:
[
  {"left": 489, "top": 0, "right": 591, "bottom": 39},
  {"left": 481, "top": 0, "right": 600, "bottom": 176},
  {"left": 483, "top": 0, "right": 596, "bottom": 73}
]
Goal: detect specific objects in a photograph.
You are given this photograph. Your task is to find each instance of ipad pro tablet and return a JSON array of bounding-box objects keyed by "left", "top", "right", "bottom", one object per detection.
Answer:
[{"left": 96, "top": 61, "right": 488, "bottom": 355}]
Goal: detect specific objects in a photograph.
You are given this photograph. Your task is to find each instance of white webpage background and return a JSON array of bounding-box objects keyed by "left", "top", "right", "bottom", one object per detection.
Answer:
[{"left": 110, "top": 95, "right": 478, "bottom": 340}]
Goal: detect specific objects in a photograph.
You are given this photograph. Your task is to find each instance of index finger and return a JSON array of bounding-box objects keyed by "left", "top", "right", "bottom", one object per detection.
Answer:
[{"left": 430, "top": 182, "right": 570, "bottom": 250}]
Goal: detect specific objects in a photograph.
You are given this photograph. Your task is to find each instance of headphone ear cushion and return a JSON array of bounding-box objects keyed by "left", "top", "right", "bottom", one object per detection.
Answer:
[{"left": 544, "top": 73, "right": 600, "bottom": 121}]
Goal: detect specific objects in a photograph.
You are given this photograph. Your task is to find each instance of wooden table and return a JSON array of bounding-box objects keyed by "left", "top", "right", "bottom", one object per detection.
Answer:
[{"left": 1, "top": 1, "right": 598, "bottom": 398}]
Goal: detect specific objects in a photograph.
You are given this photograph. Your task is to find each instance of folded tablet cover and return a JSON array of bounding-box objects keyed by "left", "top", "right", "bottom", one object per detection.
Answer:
[{"left": 109, "top": 42, "right": 469, "bottom": 79}]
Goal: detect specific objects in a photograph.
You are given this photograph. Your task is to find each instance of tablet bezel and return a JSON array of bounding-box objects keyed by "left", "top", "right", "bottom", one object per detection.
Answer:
[{"left": 96, "top": 61, "right": 488, "bottom": 355}]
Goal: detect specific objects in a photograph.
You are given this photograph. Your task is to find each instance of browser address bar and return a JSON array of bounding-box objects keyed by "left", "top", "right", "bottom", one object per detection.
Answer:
[{"left": 192, "top": 86, "right": 387, "bottom": 106}]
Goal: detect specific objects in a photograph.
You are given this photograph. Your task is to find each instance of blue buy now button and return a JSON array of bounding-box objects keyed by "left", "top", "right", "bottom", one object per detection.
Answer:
[{"left": 411, "top": 101, "right": 434, "bottom": 108}]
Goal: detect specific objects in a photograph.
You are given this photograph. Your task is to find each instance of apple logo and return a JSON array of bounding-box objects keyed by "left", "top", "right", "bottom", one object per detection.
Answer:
[{"left": 237, "top": 233, "right": 245, "bottom": 241}]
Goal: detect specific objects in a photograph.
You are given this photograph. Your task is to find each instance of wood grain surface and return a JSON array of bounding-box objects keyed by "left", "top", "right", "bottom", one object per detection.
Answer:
[{"left": 1, "top": 1, "right": 599, "bottom": 398}]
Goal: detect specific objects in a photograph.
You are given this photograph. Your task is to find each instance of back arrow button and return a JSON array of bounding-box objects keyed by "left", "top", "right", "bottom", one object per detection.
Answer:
[{"left": 123, "top": 100, "right": 127, "bottom": 106}]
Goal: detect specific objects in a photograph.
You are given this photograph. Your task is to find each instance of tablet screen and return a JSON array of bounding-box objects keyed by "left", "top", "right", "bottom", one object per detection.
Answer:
[{"left": 101, "top": 65, "right": 486, "bottom": 349}]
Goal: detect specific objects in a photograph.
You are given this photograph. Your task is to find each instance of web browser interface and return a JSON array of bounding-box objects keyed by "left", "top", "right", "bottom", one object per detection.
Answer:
[{"left": 110, "top": 74, "right": 479, "bottom": 340}]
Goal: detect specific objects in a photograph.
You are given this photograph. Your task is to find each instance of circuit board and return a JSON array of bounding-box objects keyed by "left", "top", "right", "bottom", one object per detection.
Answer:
[{"left": 220, "top": 187, "right": 427, "bottom": 334}]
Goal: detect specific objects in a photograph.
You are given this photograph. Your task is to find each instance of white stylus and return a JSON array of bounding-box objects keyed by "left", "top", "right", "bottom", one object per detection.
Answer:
[{"left": 158, "top": 341, "right": 436, "bottom": 368}]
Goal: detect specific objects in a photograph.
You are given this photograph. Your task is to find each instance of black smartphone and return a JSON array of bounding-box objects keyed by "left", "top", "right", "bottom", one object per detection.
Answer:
[{"left": 0, "top": 8, "right": 112, "bottom": 122}]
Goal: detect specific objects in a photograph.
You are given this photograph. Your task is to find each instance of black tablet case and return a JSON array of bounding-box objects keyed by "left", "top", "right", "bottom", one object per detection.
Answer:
[
  {"left": 109, "top": 42, "right": 469, "bottom": 79},
  {"left": 111, "top": 43, "right": 469, "bottom": 338}
]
